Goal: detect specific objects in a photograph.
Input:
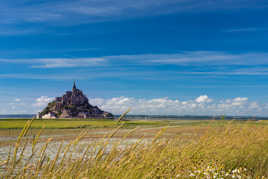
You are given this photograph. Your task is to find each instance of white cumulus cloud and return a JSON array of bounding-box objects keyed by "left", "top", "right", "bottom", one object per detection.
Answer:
[
  {"left": 231, "top": 97, "right": 248, "bottom": 106},
  {"left": 0, "top": 95, "right": 266, "bottom": 116},
  {"left": 195, "top": 95, "right": 212, "bottom": 103},
  {"left": 87, "top": 95, "right": 266, "bottom": 116},
  {"left": 34, "top": 96, "right": 54, "bottom": 107}
]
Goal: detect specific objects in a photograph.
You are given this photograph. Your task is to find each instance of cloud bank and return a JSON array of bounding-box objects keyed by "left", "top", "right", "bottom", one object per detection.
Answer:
[
  {"left": 2, "top": 51, "right": 268, "bottom": 69},
  {"left": 1, "top": 95, "right": 267, "bottom": 116},
  {"left": 0, "top": 58, "right": 105, "bottom": 68},
  {"left": 34, "top": 96, "right": 54, "bottom": 107},
  {"left": 1, "top": 51, "right": 268, "bottom": 79},
  {"left": 89, "top": 95, "right": 263, "bottom": 116},
  {"left": 106, "top": 51, "right": 268, "bottom": 66},
  {"left": 1, "top": 0, "right": 266, "bottom": 26}
]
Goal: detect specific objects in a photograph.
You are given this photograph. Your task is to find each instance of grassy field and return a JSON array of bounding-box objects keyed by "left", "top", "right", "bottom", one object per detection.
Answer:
[
  {"left": 0, "top": 118, "right": 211, "bottom": 129},
  {"left": 1, "top": 118, "right": 267, "bottom": 129},
  {"left": 0, "top": 119, "right": 268, "bottom": 178}
]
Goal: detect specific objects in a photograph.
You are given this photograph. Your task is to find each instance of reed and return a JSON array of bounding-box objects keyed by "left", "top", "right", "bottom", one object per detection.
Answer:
[{"left": 0, "top": 120, "right": 268, "bottom": 178}]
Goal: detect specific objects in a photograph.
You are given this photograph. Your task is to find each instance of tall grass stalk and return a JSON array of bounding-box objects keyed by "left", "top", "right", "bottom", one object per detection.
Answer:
[{"left": 0, "top": 120, "right": 268, "bottom": 178}]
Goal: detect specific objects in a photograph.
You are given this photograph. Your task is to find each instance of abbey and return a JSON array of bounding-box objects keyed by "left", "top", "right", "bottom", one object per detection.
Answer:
[{"left": 37, "top": 82, "right": 113, "bottom": 119}]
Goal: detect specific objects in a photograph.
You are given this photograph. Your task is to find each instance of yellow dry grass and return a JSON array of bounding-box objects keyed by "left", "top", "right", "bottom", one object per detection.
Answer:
[{"left": 0, "top": 119, "right": 268, "bottom": 178}]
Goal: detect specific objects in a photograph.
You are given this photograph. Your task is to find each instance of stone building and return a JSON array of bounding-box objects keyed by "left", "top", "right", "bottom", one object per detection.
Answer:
[{"left": 37, "top": 82, "right": 113, "bottom": 119}]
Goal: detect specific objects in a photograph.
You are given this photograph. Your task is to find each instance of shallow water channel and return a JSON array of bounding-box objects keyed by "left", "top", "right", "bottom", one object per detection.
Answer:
[{"left": 0, "top": 134, "right": 147, "bottom": 174}]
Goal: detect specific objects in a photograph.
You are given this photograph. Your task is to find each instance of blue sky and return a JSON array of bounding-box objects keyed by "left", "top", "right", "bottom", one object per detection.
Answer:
[{"left": 1, "top": 0, "right": 268, "bottom": 116}]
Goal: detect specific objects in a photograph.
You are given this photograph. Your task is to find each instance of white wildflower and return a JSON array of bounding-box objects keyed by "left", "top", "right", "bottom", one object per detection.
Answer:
[{"left": 189, "top": 173, "right": 195, "bottom": 177}]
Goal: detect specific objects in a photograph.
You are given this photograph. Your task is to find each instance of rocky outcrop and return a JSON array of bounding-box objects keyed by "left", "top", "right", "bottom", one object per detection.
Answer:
[{"left": 37, "top": 83, "right": 113, "bottom": 119}]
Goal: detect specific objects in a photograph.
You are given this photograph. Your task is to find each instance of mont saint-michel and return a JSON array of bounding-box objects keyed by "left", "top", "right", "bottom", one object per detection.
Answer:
[{"left": 37, "top": 82, "right": 113, "bottom": 119}]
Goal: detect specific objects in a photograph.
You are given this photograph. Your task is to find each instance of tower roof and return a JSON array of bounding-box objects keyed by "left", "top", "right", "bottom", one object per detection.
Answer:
[{"left": 73, "top": 81, "right": 77, "bottom": 91}]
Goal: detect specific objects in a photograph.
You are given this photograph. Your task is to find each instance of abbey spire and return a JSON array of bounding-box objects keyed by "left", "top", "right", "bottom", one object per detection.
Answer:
[{"left": 72, "top": 81, "right": 77, "bottom": 92}]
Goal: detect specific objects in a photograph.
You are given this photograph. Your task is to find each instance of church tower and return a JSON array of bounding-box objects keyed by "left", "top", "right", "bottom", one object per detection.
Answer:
[{"left": 72, "top": 81, "right": 77, "bottom": 92}]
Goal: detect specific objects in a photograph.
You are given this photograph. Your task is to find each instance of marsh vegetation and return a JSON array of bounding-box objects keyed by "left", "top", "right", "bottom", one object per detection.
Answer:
[{"left": 0, "top": 119, "right": 268, "bottom": 178}]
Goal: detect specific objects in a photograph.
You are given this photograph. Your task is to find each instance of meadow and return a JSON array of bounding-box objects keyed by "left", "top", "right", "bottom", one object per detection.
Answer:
[
  {"left": 0, "top": 118, "right": 268, "bottom": 178},
  {"left": 0, "top": 118, "right": 172, "bottom": 129}
]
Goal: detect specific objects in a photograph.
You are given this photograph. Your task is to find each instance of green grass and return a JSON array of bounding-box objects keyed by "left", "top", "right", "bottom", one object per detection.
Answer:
[
  {"left": 0, "top": 119, "right": 115, "bottom": 129},
  {"left": 0, "top": 119, "right": 172, "bottom": 129},
  {"left": 1, "top": 118, "right": 268, "bottom": 129}
]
